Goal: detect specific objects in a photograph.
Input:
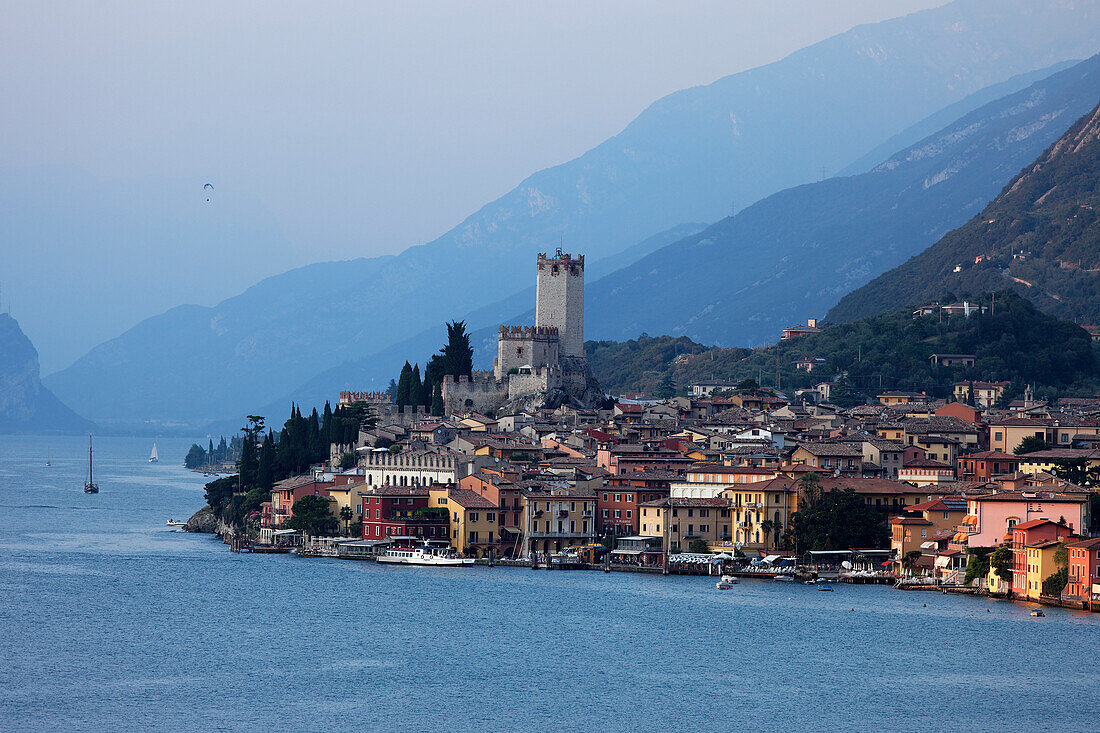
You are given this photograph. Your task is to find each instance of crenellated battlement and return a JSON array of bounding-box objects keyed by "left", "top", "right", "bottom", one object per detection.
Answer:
[
  {"left": 498, "top": 324, "right": 559, "bottom": 340},
  {"left": 339, "top": 390, "right": 392, "bottom": 405},
  {"left": 537, "top": 249, "right": 584, "bottom": 271}
]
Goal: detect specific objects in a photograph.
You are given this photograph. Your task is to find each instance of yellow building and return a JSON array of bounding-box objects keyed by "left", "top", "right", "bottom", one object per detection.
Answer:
[
  {"left": 520, "top": 485, "right": 597, "bottom": 555},
  {"left": 428, "top": 486, "right": 499, "bottom": 557},
  {"left": 324, "top": 480, "right": 371, "bottom": 535},
  {"left": 1024, "top": 540, "right": 1063, "bottom": 601},
  {"left": 639, "top": 497, "right": 733, "bottom": 553}
]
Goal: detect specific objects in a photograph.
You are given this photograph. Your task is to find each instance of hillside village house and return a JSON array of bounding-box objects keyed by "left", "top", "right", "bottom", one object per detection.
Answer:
[
  {"left": 953, "top": 380, "right": 1009, "bottom": 408},
  {"left": 890, "top": 497, "right": 968, "bottom": 574},
  {"left": 670, "top": 464, "right": 782, "bottom": 499},
  {"left": 956, "top": 451, "right": 1021, "bottom": 481},
  {"left": 360, "top": 485, "right": 448, "bottom": 542},
  {"left": 898, "top": 458, "right": 956, "bottom": 486},
  {"left": 781, "top": 319, "right": 821, "bottom": 340}
]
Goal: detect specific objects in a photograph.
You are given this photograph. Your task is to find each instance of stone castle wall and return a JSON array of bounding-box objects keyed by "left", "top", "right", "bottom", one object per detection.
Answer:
[
  {"left": 507, "top": 365, "right": 562, "bottom": 401},
  {"left": 441, "top": 371, "right": 508, "bottom": 415},
  {"left": 495, "top": 325, "right": 561, "bottom": 378}
]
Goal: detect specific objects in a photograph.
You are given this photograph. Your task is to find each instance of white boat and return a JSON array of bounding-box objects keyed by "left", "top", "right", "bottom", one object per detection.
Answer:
[
  {"left": 720, "top": 575, "right": 739, "bottom": 584},
  {"left": 716, "top": 580, "right": 734, "bottom": 590},
  {"left": 148, "top": 443, "right": 159, "bottom": 463},
  {"left": 377, "top": 541, "right": 474, "bottom": 566},
  {"left": 166, "top": 519, "right": 187, "bottom": 528},
  {"left": 773, "top": 574, "right": 796, "bottom": 582}
]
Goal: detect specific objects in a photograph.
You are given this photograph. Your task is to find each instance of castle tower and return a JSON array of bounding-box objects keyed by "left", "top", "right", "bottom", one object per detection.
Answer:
[{"left": 535, "top": 250, "right": 584, "bottom": 358}]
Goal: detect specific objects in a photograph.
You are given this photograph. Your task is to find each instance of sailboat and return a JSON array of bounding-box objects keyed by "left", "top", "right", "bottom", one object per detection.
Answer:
[
  {"left": 84, "top": 436, "right": 99, "bottom": 494},
  {"left": 45, "top": 447, "right": 51, "bottom": 467},
  {"left": 149, "top": 442, "right": 159, "bottom": 463}
]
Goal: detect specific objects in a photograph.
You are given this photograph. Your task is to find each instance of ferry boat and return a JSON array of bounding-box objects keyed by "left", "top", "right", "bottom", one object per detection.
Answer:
[{"left": 377, "top": 541, "right": 474, "bottom": 566}]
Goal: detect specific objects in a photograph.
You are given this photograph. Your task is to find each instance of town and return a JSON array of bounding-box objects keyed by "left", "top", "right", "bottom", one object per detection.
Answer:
[{"left": 194, "top": 251, "right": 1100, "bottom": 612}]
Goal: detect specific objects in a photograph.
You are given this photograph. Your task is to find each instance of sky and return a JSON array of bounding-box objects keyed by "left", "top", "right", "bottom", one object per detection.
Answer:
[{"left": 0, "top": 0, "right": 947, "bottom": 371}]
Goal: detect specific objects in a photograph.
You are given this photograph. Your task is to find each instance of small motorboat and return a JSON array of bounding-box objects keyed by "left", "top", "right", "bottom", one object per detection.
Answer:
[
  {"left": 720, "top": 575, "right": 739, "bottom": 585},
  {"left": 817, "top": 583, "right": 834, "bottom": 592},
  {"left": 166, "top": 519, "right": 187, "bottom": 528},
  {"left": 1030, "top": 609, "right": 1045, "bottom": 617},
  {"left": 773, "top": 574, "right": 795, "bottom": 582},
  {"left": 716, "top": 580, "right": 734, "bottom": 590}
]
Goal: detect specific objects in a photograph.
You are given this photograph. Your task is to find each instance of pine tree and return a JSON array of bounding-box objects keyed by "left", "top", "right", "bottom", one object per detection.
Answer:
[{"left": 396, "top": 362, "right": 413, "bottom": 406}]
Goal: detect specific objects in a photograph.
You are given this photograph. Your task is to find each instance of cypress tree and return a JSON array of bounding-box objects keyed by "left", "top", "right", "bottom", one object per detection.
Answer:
[
  {"left": 431, "top": 384, "right": 444, "bottom": 416},
  {"left": 322, "top": 401, "right": 334, "bottom": 445},
  {"left": 396, "top": 361, "right": 413, "bottom": 406},
  {"left": 257, "top": 431, "right": 276, "bottom": 491},
  {"left": 423, "top": 354, "right": 444, "bottom": 408},
  {"left": 308, "top": 407, "right": 323, "bottom": 463},
  {"left": 443, "top": 321, "right": 473, "bottom": 379},
  {"left": 409, "top": 364, "right": 422, "bottom": 409}
]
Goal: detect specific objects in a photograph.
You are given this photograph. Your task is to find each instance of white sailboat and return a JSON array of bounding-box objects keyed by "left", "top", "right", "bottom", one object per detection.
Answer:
[
  {"left": 148, "top": 442, "right": 159, "bottom": 463},
  {"left": 45, "top": 447, "right": 51, "bottom": 467}
]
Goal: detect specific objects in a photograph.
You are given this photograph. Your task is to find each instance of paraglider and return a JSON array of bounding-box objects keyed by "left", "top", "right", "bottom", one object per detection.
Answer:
[{"left": 203, "top": 183, "right": 213, "bottom": 202}]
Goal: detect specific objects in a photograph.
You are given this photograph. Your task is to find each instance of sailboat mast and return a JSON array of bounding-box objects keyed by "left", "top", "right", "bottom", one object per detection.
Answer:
[{"left": 88, "top": 436, "right": 93, "bottom": 483}]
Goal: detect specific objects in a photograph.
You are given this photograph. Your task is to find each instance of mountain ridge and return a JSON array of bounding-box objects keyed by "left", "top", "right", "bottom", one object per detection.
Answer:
[
  {"left": 46, "top": 0, "right": 1100, "bottom": 427},
  {"left": 827, "top": 97, "right": 1100, "bottom": 325}
]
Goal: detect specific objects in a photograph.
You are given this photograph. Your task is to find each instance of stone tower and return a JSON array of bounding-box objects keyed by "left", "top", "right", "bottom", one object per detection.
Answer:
[{"left": 535, "top": 250, "right": 584, "bottom": 358}]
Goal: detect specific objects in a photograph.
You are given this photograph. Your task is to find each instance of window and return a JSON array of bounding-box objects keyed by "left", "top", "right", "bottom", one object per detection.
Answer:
[
  {"left": 626, "top": 494, "right": 634, "bottom": 502},
  {"left": 626, "top": 510, "right": 632, "bottom": 519},
  {"left": 921, "top": 529, "right": 927, "bottom": 538},
  {"left": 614, "top": 494, "right": 621, "bottom": 502},
  {"left": 486, "top": 512, "right": 495, "bottom": 521},
  {"left": 614, "top": 510, "right": 621, "bottom": 519},
  {"left": 700, "top": 524, "right": 708, "bottom": 533},
  {"left": 687, "top": 524, "right": 694, "bottom": 534},
  {"left": 994, "top": 431, "right": 1003, "bottom": 442},
  {"left": 943, "top": 512, "right": 949, "bottom": 520},
  {"left": 602, "top": 509, "right": 609, "bottom": 518},
  {"left": 602, "top": 493, "right": 609, "bottom": 501}
]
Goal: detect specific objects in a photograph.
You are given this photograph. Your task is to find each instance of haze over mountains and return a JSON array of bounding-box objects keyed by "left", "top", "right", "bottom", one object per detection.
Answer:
[
  {"left": 43, "top": 0, "right": 1100, "bottom": 431},
  {"left": 830, "top": 98, "right": 1100, "bottom": 325},
  {"left": 0, "top": 314, "right": 95, "bottom": 434}
]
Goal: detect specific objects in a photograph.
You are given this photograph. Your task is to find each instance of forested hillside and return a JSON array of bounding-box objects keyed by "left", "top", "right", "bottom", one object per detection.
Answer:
[
  {"left": 829, "top": 100, "right": 1100, "bottom": 327},
  {"left": 590, "top": 292, "right": 1099, "bottom": 405}
]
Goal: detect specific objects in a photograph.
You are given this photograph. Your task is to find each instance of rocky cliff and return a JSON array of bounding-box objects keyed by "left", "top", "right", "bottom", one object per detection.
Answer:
[{"left": 0, "top": 314, "right": 95, "bottom": 434}]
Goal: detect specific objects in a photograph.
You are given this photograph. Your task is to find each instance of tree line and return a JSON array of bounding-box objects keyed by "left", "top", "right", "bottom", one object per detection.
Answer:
[
  {"left": 203, "top": 400, "right": 376, "bottom": 529},
  {"left": 391, "top": 320, "right": 474, "bottom": 415}
]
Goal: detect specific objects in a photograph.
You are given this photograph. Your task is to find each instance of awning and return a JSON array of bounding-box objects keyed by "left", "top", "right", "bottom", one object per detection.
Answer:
[
  {"left": 962, "top": 514, "right": 978, "bottom": 525},
  {"left": 501, "top": 526, "right": 523, "bottom": 534},
  {"left": 952, "top": 532, "right": 968, "bottom": 542},
  {"left": 920, "top": 541, "right": 937, "bottom": 550},
  {"left": 762, "top": 554, "right": 781, "bottom": 564},
  {"left": 611, "top": 549, "right": 644, "bottom": 556},
  {"left": 934, "top": 556, "right": 952, "bottom": 568},
  {"left": 273, "top": 529, "right": 298, "bottom": 536}
]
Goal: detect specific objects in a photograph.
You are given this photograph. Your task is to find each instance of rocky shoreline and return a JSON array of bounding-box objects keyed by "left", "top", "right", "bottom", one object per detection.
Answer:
[{"left": 183, "top": 505, "right": 234, "bottom": 536}]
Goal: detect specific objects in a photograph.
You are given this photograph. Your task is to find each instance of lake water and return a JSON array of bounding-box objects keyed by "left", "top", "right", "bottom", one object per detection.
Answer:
[{"left": 2, "top": 434, "right": 1099, "bottom": 731}]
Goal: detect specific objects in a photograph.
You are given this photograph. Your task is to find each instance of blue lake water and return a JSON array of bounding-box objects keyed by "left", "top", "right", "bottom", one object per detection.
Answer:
[{"left": 1, "top": 434, "right": 1099, "bottom": 731}]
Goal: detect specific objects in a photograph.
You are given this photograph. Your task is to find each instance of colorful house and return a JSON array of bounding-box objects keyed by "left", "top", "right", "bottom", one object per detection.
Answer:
[
  {"left": 1010, "top": 519, "right": 1073, "bottom": 598},
  {"left": 1065, "top": 537, "right": 1100, "bottom": 608}
]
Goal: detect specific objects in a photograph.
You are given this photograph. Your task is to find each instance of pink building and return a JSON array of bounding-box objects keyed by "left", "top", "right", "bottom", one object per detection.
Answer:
[
  {"left": 962, "top": 490, "right": 1088, "bottom": 548},
  {"left": 1010, "top": 519, "right": 1074, "bottom": 597}
]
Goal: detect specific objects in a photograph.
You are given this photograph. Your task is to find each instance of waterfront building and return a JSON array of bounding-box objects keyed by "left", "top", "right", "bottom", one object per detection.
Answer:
[
  {"left": 965, "top": 491, "right": 1089, "bottom": 547},
  {"left": 890, "top": 496, "right": 968, "bottom": 575},
  {"left": 1064, "top": 537, "right": 1100, "bottom": 607},
  {"left": 1010, "top": 519, "right": 1074, "bottom": 598},
  {"left": 267, "top": 476, "right": 334, "bottom": 528},
  {"left": 520, "top": 483, "right": 596, "bottom": 556},
  {"left": 599, "top": 472, "right": 673, "bottom": 536},
  {"left": 429, "top": 485, "right": 499, "bottom": 557},
  {"left": 639, "top": 497, "right": 733, "bottom": 553},
  {"left": 361, "top": 486, "right": 448, "bottom": 542},
  {"left": 1024, "top": 539, "right": 1064, "bottom": 600},
  {"left": 460, "top": 470, "right": 524, "bottom": 556}
]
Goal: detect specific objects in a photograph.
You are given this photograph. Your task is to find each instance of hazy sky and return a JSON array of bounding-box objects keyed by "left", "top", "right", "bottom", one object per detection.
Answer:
[{"left": 0, "top": 1, "right": 946, "bottom": 370}]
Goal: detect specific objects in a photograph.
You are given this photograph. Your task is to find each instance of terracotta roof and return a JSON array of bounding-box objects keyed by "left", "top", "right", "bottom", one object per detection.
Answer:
[{"left": 446, "top": 488, "right": 498, "bottom": 509}]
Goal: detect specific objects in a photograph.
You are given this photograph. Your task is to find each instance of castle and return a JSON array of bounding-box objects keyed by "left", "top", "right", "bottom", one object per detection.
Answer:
[{"left": 442, "top": 251, "right": 603, "bottom": 414}]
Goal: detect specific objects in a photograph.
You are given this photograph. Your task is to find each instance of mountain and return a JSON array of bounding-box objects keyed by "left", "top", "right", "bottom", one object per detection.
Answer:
[
  {"left": 46, "top": 0, "right": 1100, "bottom": 428},
  {"left": 0, "top": 314, "right": 96, "bottom": 434},
  {"left": 585, "top": 292, "right": 1099, "bottom": 404},
  {"left": 828, "top": 100, "right": 1100, "bottom": 327},
  {"left": 578, "top": 54, "right": 1100, "bottom": 349}
]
